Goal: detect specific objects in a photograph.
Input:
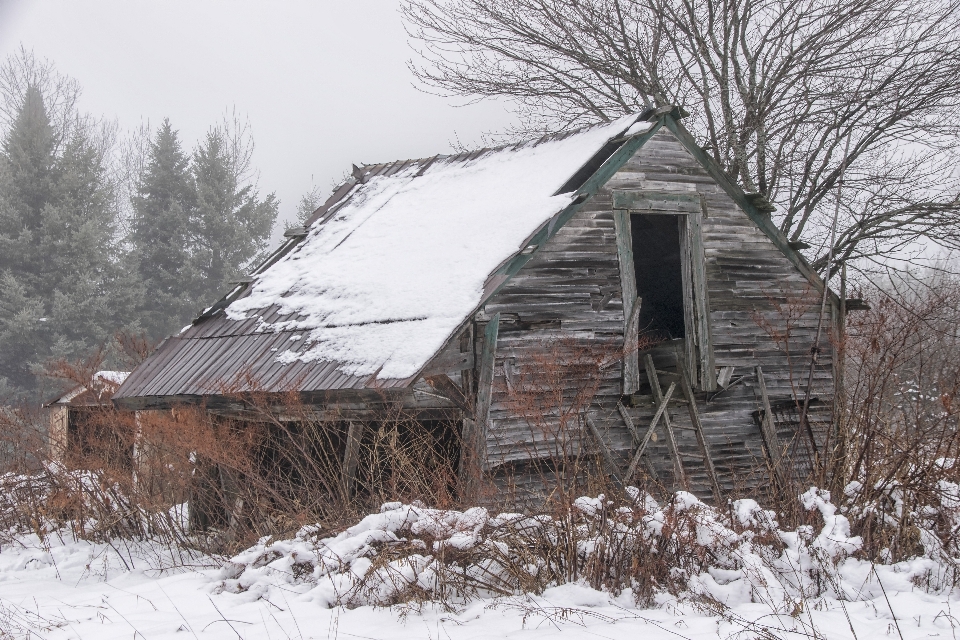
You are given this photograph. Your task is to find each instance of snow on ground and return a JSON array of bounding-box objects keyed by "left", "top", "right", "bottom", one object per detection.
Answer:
[{"left": 2, "top": 493, "right": 960, "bottom": 639}]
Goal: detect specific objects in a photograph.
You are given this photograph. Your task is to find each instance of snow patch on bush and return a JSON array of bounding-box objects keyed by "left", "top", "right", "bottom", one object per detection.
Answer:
[{"left": 215, "top": 486, "right": 948, "bottom": 610}]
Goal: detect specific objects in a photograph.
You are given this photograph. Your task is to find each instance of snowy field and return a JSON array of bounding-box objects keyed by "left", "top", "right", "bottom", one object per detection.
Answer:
[{"left": 1, "top": 491, "right": 959, "bottom": 639}]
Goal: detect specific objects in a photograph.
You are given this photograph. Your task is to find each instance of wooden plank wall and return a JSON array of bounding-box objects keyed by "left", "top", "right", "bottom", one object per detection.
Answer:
[
  {"left": 481, "top": 129, "right": 836, "bottom": 502},
  {"left": 481, "top": 191, "right": 626, "bottom": 470}
]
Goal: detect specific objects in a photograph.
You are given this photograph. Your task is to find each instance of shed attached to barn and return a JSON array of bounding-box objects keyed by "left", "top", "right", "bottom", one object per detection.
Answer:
[
  {"left": 47, "top": 370, "right": 130, "bottom": 468},
  {"left": 113, "top": 108, "right": 840, "bottom": 504}
]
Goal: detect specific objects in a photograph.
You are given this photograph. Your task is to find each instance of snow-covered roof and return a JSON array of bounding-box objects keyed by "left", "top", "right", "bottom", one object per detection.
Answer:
[
  {"left": 94, "top": 371, "right": 129, "bottom": 385},
  {"left": 48, "top": 371, "right": 131, "bottom": 406},
  {"left": 228, "top": 115, "right": 643, "bottom": 381},
  {"left": 114, "top": 114, "right": 652, "bottom": 399}
]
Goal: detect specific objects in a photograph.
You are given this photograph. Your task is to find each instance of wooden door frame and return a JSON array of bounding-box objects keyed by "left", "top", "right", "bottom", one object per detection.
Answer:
[{"left": 613, "top": 190, "right": 716, "bottom": 392}]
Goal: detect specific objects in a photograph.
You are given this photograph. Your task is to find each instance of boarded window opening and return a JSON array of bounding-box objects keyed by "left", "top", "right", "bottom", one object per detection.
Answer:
[{"left": 631, "top": 213, "right": 686, "bottom": 340}]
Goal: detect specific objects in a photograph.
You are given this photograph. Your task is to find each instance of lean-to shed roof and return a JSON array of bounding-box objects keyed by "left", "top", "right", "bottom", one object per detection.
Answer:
[
  {"left": 114, "top": 114, "right": 649, "bottom": 402},
  {"left": 46, "top": 371, "right": 129, "bottom": 407}
]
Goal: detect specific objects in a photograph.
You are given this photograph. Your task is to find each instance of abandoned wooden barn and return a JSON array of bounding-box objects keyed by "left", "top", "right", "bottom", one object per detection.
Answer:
[{"left": 113, "top": 107, "right": 841, "bottom": 505}]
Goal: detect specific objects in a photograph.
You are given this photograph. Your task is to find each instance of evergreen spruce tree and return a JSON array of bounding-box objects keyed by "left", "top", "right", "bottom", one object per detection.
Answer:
[
  {"left": 128, "top": 120, "right": 199, "bottom": 340},
  {"left": 42, "top": 126, "right": 133, "bottom": 365},
  {"left": 0, "top": 85, "right": 57, "bottom": 292},
  {"left": 190, "top": 128, "right": 277, "bottom": 306},
  {"left": 0, "top": 53, "right": 281, "bottom": 400},
  {"left": 294, "top": 184, "right": 324, "bottom": 226},
  {"left": 0, "top": 81, "right": 126, "bottom": 400},
  {"left": 0, "top": 85, "right": 59, "bottom": 397}
]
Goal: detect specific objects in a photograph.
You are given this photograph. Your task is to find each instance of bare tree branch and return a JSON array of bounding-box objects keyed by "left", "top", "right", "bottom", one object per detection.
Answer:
[{"left": 403, "top": 0, "right": 960, "bottom": 273}]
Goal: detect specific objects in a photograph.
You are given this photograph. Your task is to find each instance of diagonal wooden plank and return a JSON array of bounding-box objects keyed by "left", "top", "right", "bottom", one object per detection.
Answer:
[
  {"left": 617, "top": 402, "right": 660, "bottom": 483},
  {"left": 676, "top": 358, "right": 723, "bottom": 502},
  {"left": 423, "top": 374, "right": 471, "bottom": 413},
  {"left": 646, "top": 383, "right": 676, "bottom": 438},
  {"left": 585, "top": 414, "right": 623, "bottom": 485},
  {"left": 755, "top": 366, "right": 784, "bottom": 486},
  {"left": 644, "top": 354, "right": 688, "bottom": 490},
  {"left": 617, "top": 402, "right": 640, "bottom": 444},
  {"left": 624, "top": 382, "right": 676, "bottom": 481}
]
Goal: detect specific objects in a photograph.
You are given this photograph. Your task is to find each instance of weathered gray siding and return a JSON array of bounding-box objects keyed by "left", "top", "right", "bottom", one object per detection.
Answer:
[
  {"left": 481, "top": 128, "right": 835, "bottom": 500},
  {"left": 482, "top": 195, "right": 626, "bottom": 467}
]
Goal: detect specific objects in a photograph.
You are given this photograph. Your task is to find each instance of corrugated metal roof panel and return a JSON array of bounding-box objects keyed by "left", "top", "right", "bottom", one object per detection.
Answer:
[{"left": 113, "top": 331, "right": 395, "bottom": 400}]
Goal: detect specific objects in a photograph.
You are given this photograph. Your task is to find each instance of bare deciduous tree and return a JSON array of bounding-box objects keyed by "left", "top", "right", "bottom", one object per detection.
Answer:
[
  {"left": 0, "top": 46, "right": 83, "bottom": 151},
  {"left": 402, "top": 0, "right": 960, "bottom": 272}
]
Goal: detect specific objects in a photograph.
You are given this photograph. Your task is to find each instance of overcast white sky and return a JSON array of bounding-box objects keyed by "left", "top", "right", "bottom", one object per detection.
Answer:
[{"left": 0, "top": 0, "right": 516, "bottom": 234}]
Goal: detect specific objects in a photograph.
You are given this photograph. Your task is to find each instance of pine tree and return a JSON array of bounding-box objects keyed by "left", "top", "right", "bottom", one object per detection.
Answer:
[
  {"left": 42, "top": 126, "right": 132, "bottom": 363},
  {"left": 129, "top": 120, "right": 199, "bottom": 340},
  {"left": 0, "top": 81, "right": 126, "bottom": 400},
  {"left": 190, "top": 128, "right": 277, "bottom": 306},
  {"left": 0, "top": 85, "right": 57, "bottom": 291},
  {"left": 294, "top": 184, "right": 325, "bottom": 226},
  {"left": 0, "top": 85, "right": 59, "bottom": 397},
  {"left": 0, "top": 53, "right": 282, "bottom": 400}
]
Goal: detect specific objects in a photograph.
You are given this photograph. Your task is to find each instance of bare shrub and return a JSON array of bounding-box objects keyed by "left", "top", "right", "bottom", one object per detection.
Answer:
[
  {"left": 222, "top": 488, "right": 870, "bottom": 611},
  {"left": 488, "top": 336, "right": 620, "bottom": 507},
  {"left": 833, "top": 275, "right": 960, "bottom": 566}
]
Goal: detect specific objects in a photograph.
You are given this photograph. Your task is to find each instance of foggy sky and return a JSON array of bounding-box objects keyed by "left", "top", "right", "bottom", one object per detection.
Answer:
[{"left": 0, "top": 0, "right": 516, "bottom": 234}]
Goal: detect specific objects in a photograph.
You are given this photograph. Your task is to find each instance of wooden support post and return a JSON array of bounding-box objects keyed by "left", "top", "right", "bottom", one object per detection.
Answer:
[
  {"left": 755, "top": 366, "right": 783, "bottom": 485},
  {"left": 585, "top": 414, "right": 623, "bottom": 485},
  {"left": 132, "top": 410, "right": 144, "bottom": 491},
  {"left": 460, "top": 312, "right": 500, "bottom": 494},
  {"left": 217, "top": 466, "right": 244, "bottom": 545},
  {"left": 833, "top": 263, "right": 848, "bottom": 479},
  {"left": 677, "top": 359, "right": 723, "bottom": 502},
  {"left": 644, "top": 354, "right": 688, "bottom": 490},
  {"left": 459, "top": 417, "right": 478, "bottom": 487},
  {"left": 614, "top": 210, "right": 640, "bottom": 394},
  {"left": 624, "top": 382, "right": 676, "bottom": 481},
  {"left": 342, "top": 421, "right": 362, "bottom": 501},
  {"left": 48, "top": 404, "right": 68, "bottom": 463}
]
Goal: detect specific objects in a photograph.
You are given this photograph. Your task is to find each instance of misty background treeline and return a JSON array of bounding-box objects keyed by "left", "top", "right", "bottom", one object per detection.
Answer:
[{"left": 0, "top": 50, "right": 304, "bottom": 402}]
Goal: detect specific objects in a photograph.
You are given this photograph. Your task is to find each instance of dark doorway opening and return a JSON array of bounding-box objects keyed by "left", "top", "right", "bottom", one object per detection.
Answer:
[{"left": 631, "top": 214, "right": 686, "bottom": 341}]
